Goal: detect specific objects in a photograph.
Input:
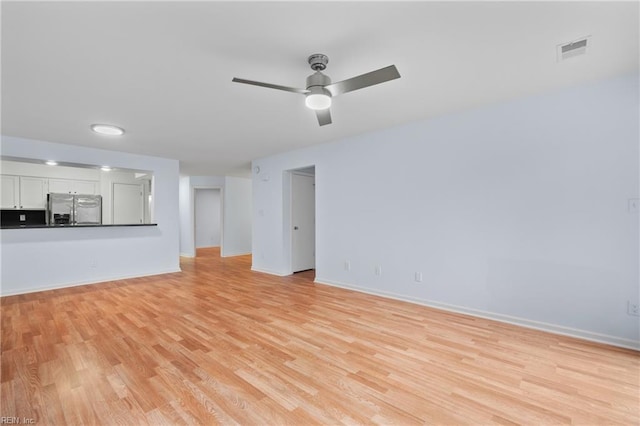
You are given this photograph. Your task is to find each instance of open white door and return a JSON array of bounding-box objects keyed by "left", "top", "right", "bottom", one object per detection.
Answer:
[
  {"left": 291, "top": 173, "right": 315, "bottom": 272},
  {"left": 113, "top": 183, "right": 144, "bottom": 224}
]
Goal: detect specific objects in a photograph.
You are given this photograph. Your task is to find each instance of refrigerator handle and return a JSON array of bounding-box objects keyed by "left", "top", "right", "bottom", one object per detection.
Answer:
[{"left": 71, "top": 197, "right": 76, "bottom": 225}]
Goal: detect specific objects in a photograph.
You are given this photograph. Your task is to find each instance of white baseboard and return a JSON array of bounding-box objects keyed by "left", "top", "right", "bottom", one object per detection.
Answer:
[
  {"left": 0, "top": 268, "right": 182, "bottom": 297},
  {"left": 314, "top": 276, "right": 640, "bottom": 351},
  {"left": 251, "top": 266, "right": 290, "bottom": 276},
  {"left": 222, "top": 251, "right": 251, "bottom": 258},
  {"left": 180, "top": 253, "right": 195, "bottom": 258}
]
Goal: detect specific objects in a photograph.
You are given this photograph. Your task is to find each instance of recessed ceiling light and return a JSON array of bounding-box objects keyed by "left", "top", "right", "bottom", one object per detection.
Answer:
[
  {"left": 101, "top": 166, "right": 112, "bottom": 172},
  {"left": 45, "top": 160, "right": 58, "bottom": 166},
  {"left": 91, "top": 124, "right": 124, "bottom": 136}
]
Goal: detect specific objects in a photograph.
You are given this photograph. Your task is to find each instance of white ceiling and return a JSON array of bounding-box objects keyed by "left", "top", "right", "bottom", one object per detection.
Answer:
[{"left": 2, "top": 1, "right": 638, "bottom": 177}]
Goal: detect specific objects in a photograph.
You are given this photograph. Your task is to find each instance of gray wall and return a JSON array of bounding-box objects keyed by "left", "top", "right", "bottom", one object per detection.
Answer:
[{"left": 251, "top": 74, "right": 640, "bottom": 349}]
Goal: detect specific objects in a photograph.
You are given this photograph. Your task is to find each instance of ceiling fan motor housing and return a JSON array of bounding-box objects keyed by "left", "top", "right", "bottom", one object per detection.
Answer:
[{"left": 306, "top": 71, "right": 331, "bottom": 90}]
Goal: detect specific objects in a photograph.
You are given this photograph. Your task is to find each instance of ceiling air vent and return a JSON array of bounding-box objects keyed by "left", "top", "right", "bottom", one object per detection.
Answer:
[{"left": 557, "top": 36, "right": 590, "bottom": 61}]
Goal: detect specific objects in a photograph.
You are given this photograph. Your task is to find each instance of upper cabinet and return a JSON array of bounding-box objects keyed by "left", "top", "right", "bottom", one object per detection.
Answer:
[
  {"left": 1, "top": 175, "right": 19, "bottom": 209},
  {"left": 48, "top": 178, "right": 98, "bottom": 195},
  {"left": 1, "top": 175, "right": 48, "bottom": 209},
  {"left": 1, "top": 174, "right": 99, "bottom": 210},
  {"left": 74, "top": 180, "right": 99, "bottom": 195},
  {"left": 19, "top": 177, "right": 48, "bottom": 209}
]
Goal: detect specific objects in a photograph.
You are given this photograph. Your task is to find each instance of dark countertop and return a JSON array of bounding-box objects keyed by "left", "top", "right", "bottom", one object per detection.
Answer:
[{"left": 1, "top": 223, "right": 158, "bottom": 229}]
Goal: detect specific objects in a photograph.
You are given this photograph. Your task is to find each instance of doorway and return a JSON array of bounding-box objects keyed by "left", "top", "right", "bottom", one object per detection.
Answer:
[
  {"left": 290, "top": 167, "right": 316, "bottom": 273},
  {"left": 195, "top": 188, "right": 221, "bottom": 248},
  {"left": 113, "top": 183, "right": 144, "bottom": 224},
  {"left": 194, "top": 188, "right": 222, "bottom": 251}
]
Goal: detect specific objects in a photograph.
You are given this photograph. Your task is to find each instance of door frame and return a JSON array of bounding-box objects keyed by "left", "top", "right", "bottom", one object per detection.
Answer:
[
  {"left": 192, "top": 186, "right": 224, "bottom": 257},
  {"left": 283, "top": 166, "right": 316, "bottom": 275}
]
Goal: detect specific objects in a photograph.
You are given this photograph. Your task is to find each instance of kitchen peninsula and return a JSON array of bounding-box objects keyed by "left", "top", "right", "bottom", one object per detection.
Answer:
[{"left": 1, "top": 223, "right": 158, "bottom": 229}]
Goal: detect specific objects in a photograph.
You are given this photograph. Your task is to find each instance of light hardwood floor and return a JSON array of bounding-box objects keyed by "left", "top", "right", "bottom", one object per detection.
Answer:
[{"left": 1, "top": 247, "right": 638, "bottom": 425}]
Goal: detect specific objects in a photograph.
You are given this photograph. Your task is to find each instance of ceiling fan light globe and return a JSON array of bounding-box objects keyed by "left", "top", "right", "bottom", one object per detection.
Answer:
[{"left": 305, "top": 94, "right": 332, "bottom": 110}]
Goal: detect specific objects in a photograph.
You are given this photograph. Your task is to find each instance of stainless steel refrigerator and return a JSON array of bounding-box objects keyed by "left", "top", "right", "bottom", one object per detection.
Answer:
[{"left": 47, "top": 193, "right": 102, "bottom": 225}]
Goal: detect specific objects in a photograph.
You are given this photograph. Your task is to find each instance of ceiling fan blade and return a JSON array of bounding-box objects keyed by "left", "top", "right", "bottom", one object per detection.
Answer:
[
  {"left": 316, "top": 108, "right": 332, "bottom": 126},
  {"left": 325, "top": 65, "right": 400, "bottom": 96},
  {"left": 232, "top": 77, "right": 309, "bottom": 94}
]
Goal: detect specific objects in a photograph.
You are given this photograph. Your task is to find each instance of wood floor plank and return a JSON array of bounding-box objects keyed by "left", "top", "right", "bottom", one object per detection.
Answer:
[{"left": 1, "top": 246, "right": 638, "bottom": 425}]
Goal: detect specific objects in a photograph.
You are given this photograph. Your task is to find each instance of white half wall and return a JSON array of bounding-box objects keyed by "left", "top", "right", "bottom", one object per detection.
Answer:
[
  {"left": 0, "top": 136, "right": 181, "bottom": 296},
  {"left": 251, "top": 74, "right": 640, "bottom": 349}
]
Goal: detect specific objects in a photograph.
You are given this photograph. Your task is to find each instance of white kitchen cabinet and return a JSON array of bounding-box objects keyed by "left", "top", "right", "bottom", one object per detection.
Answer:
[
  {"left": 0, "top": 175, "right": 48, "bottom": 209},
  {"left": 74, "top": 179, "right": 99, "bottom": 195},
  {"left": 48, "top": 178, "right": 74, "bottom": 194},
  {"left": 48, "top": 178, "right": 98, "bottom": 195},
  {"left": 1, "top": 175, "right": 19, "bottom": 209},
  {"left": 19, "top": 177, "right": 48, "bottom": 209}
]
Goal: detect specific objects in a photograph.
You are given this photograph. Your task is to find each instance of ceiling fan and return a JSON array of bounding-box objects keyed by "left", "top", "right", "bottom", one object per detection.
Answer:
[{"left": 232, "top": 54, "right": 401, "bottom": 126}]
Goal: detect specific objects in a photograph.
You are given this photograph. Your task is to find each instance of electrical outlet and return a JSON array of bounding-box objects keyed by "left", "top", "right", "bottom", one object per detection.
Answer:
[
  {"left": 414, "top": 272, "right": 423, "bottom": 282},
  {"left": 375, "top": 265, "right": 382, "bottom": 276},
  {"left": 628, "top": 301, "right": 640, "bottom": 317},
  {"left": 344, "top": 260, "right": 351, "bottom": 271}
]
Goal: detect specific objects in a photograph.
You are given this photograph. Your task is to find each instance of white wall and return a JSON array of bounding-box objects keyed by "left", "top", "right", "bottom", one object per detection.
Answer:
[
  {"left": 0, "top": 136, "right": 181, "bottom": 295},
  {"left": 195, "top": 188, "right": 221, "bottom": 248},
  {"left": 178, "top": 175, "right": 251, "bottom": 257},
  {"left": 251, "top": 74, "right": 640, "bottom": 349},
  {"left": 222, "top": 176, "right": 252, "bottom": 257},
  {"left": 178, "top": 175, "right": 193, "bottom": 256}
]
